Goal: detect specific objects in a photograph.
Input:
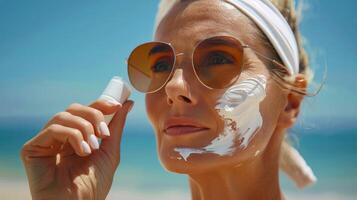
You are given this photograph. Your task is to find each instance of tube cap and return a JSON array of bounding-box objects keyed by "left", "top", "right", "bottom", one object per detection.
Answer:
[{"left": 99, "top": 76, "right": 132, "bottom": 106}]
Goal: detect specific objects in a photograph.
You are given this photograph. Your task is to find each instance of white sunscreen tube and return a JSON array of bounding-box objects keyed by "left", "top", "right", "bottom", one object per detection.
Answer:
[{"left": 98, "top": 76, "right": 131, "bottom": 125}]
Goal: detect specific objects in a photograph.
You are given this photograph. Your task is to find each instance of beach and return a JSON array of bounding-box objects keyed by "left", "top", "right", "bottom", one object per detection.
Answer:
[{"left": 1, "top": 180, "right": 357, "bottom": 200}]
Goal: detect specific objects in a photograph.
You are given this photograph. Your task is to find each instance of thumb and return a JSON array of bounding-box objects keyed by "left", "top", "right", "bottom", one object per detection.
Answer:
[{"left": 100, "top": 100, "right": 134, "bottom": 158}]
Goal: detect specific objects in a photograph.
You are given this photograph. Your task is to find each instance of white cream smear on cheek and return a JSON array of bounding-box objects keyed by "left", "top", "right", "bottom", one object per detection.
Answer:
[{"left": 174, "top": 75, "right": 267, "bottom": 161}]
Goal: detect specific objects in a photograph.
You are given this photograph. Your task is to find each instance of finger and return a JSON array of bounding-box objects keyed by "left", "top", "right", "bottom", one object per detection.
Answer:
[
  {"left": 22, "top": 124, "right": 91, "bottom": 159},
  {"left": 89, "top": 99, "right": 121, "bottom": 115},
  {"left": 66, "top": 102, "right": 115, "bottom": 138},
  {"left": 100, "top": 100, "right": 134, "bottom": 159},
  {"left": 51, "top": 111, "right": 99, "bottom": 151},
  {"left": 89, "top": 99, "right": 122, "bottom": 137}
]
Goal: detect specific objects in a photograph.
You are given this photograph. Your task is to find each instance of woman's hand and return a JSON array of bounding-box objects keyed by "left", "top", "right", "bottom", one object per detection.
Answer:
[{"left": 20, "top": 99, "right": 134, "bottom": 200}]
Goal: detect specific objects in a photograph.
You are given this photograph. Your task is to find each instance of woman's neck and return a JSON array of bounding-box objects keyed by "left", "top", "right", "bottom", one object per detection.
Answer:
[{"left": 188, "top": 138, "right": 285, "bottom": 200}]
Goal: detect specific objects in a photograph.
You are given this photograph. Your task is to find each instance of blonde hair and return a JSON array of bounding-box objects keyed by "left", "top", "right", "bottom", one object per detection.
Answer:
[
  {"left": 271, "top": 0, "right": 309, "bottom": 73},
  {"left": 263, "top": 0, "right": 318, "bottom": 97}
]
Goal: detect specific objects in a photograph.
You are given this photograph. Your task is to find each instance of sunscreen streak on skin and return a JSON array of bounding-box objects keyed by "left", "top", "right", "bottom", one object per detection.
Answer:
[{"left": 174, "top": 75, "right": 267, "bottom": 161}]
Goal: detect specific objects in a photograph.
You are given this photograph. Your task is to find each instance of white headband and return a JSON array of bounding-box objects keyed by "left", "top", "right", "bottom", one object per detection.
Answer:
[{"left": 154, "top": 0, "right": 300, "bottom": 75}]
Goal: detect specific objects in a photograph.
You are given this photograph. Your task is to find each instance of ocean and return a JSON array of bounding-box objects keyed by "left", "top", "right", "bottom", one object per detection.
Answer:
[{"left": 0, "top": 116, "right": 356, "bottom": 199}]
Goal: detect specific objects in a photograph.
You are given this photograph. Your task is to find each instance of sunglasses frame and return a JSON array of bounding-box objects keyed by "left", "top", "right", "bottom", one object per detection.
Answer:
[{"left": 126, "top": 34, "right": 289, "bottom": 94}]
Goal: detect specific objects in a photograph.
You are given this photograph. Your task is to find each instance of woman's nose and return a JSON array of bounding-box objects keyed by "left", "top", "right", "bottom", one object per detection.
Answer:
[{"left": 164, "top": 68, "right": 197, "bottom": 106}]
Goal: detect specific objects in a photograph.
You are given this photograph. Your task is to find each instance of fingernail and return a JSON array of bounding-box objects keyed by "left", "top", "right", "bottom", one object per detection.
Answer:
[
  {"left": 89, "top": 134, "right": 99, "bottom": 149},
  {"left": 81, "top": 141, "right": 92, "bottom": 154},
  {"left": 99, "top": 121, "right": 110, "bottom": 136}
]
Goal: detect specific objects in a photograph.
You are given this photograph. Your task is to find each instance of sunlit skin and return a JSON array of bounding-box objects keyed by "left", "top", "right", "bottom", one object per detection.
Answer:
[{"left": 146, "top": 0, "right": 307, "bottom": 199}]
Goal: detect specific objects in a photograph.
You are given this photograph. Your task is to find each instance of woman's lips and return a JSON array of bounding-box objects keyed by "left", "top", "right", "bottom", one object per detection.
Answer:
[
  {"left": 163, "top": 117, "right": 210, "bottom": 136},
  {"left": 164, "top": 126, "right": 209, "bottom": 136}
]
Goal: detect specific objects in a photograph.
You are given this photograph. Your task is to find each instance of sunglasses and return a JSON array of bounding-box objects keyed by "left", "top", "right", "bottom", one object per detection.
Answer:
[{"left": 127, "top": 35, "right": 287, "bottom": 93}]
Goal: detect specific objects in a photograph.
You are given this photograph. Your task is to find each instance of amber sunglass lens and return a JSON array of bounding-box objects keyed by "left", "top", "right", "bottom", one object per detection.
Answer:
[
  {"left": 128, "top": 42, "right": 175, "bottom": 93},
  {"left": 193, "top": 36, "right": 244, "bottom": 89}
]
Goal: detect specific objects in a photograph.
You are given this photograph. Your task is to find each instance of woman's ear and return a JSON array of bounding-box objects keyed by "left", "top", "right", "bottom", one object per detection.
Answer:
[{"left": 277, "top": 74, "right": 307, "bottom": 129}]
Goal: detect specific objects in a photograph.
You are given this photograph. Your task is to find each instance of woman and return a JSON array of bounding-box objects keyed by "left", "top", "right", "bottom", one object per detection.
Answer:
[{"left": 21, "top": 0, "right": 317, "bottom": 199}]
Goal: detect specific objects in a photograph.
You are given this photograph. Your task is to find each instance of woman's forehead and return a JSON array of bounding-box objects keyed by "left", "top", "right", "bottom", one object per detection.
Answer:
[{"left": 154, "top": 0, "right": 254, "bottom": 49}]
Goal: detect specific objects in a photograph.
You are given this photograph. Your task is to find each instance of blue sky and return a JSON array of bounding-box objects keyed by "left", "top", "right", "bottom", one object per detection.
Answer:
[{"left": 0, "top": 0, "right": 356, "bottom": 129}]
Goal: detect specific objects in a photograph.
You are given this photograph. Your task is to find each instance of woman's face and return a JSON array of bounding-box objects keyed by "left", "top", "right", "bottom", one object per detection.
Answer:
[{"left": 145, "top": 0, "right": 288, "bottom": 173}]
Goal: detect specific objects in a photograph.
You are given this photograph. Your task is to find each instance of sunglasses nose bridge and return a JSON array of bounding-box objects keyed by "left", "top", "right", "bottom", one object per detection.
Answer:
[
  {"left": 175, "top": 52, "right": 184, "bottom": 57},
  {"left": 171, "top": 51, "right": 188, "bottom": 70}
]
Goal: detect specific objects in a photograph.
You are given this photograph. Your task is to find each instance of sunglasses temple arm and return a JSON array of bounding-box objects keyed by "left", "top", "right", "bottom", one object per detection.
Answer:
[{"left": 243, "top": 45, "right": 290, "bottom": 74}]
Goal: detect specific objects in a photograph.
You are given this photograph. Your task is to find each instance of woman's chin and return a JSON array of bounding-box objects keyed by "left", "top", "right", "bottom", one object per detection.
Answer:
[
  {"left": 156, "top": 139, "right": 264, "bottom": 174},
  {"left": 157, "top": 147, "right": 240, "bottom": 174},
  {"left": 158, "top": 153, "right": 215, "bottom": 174}
]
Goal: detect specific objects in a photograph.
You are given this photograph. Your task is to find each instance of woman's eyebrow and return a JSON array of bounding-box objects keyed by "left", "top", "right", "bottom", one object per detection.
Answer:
[
  {"left": 195, "top": 37, "right": 241, "bottom": 49},
  {"left": 147, "top": 37, "right": 241, "bottom": 57},
  {"left": 148, "top": 44, "right": 172, "bottom": 56}
]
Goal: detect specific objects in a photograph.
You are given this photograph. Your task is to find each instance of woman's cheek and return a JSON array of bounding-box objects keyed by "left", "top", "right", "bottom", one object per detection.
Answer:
[
  {"left": 173, "top": 74, "right": 268, "bottom": 161},
  {"left": 145, "top": 94, "right": 161, "bottom": 132},
  {"left": 249, "top": 79, "right": 287, "bottom": 152}
]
